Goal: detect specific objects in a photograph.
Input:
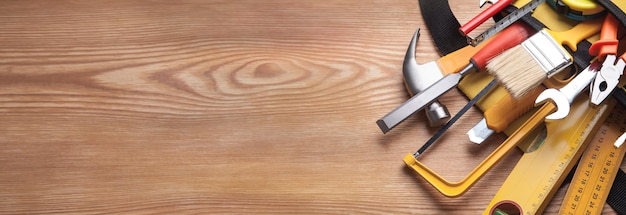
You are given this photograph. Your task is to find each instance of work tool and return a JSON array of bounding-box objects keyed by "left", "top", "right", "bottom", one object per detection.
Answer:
[
  {"left": 401, "top": 27, "right": 499, "bottom": 127},
  {"left": 466, "top": 0, "right": 546, "bottom": 46},
  {"left": 546, "top": 0, "right": 606, "bottom": 21},
  {"left": 404, "top": 99, "right": 555, "bottom": 197},
  {"left": 483, "top": 95, "right": 615, "bottom": 215},
  {"left": 404, "top": 63, "right": 598, "bottom": 197},
  {"left": 558, "top": 105, "right": 626, "bottom": 215},
  {"left": 403, "top": 28, "right": 450, "bottom": 127},
  {"left": 487, "top": 16, "right": 603, "bottom": 99},
  {"left": 376, "top": 22, "right": 535, "bottom": 134},
  {"left": 413, "top": 78, "right": 498, "bottom": 157},
  {"left": 589, "top": 14, "right": 625, "bottom": 105},
  {"left": 467, "top": 86, "right": 544, "bottom": 144},
  {"left": 460, "top": 0, "right": 514, "bottom": 38},
  {"left": 535, "top": 61, "right": 602, "bottom": 120}
]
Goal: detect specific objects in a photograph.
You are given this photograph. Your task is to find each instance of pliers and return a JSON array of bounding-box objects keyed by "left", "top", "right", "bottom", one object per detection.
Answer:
[{"left": 589, "top": 14, "right": 625, "bottom": 105}]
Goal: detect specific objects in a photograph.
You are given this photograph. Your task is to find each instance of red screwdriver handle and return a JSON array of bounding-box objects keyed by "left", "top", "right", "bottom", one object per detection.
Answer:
[
  {"left": 470, "top": 22, "right": 535, "bottom": 70},
  {"left": 459, "top": 0, "right": 514, "bottom": 36}
]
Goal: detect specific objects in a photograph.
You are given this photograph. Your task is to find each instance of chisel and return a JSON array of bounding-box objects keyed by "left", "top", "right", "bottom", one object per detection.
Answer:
[{"left": 377, "top": 22, "right": 535, "bottom": 133}]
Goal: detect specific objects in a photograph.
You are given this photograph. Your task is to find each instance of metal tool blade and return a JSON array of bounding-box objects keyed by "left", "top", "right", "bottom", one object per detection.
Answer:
[
  {"left": 376, "top": 71, "right": 466, "bottom": 133},
  {"left": 467, "top": 118, "right": 495, "bottom": 144},
  {"left": 414, "top": 79, "right": 497, "bottom": 157}
]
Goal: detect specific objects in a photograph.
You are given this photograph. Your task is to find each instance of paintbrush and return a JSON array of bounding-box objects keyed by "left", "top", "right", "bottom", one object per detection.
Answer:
[{"left": 486, "top": 17, "right": 603, "bottom": 99}]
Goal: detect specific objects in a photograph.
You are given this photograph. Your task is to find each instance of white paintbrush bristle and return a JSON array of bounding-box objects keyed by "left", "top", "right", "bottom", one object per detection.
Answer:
[{"left": 487, "top": 45, "right": 547, "bottom": 99}]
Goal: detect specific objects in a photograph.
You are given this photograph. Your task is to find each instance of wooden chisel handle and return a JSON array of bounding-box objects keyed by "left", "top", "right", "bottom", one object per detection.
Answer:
[
  {"left": 483, "top": 85, "right": 545, "bottom": 132},
  {"left": 437, "top": 38, "right": 491, "bottom": 76}
]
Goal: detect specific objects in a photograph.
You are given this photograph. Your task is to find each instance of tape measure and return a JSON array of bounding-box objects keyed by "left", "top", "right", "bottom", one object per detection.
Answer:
[
  {"left": 483, "top": 95, "right": 616, "bottom": 215},
  {"left": 558, "top": 104, "right": 626, "bottom": 214},
  {"left": 468, "top": 0, "right": 546, "bottom": 46},
  {"left": 546, "top": 0, "right": 606, "bottom": 21}
]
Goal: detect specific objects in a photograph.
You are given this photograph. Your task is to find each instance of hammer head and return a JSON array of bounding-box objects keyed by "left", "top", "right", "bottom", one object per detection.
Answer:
[{"left": 402, "top": 27, "right": 450, "bottom": 126}]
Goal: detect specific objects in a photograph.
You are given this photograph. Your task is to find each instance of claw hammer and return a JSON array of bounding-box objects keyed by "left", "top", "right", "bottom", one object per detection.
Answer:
[{"left": 402, "top": 28, "right": 494, "bottom": 126}]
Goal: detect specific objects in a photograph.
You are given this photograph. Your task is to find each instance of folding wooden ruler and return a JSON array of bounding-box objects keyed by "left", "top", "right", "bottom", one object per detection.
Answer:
[
  {"left": 483, "top": 96, "right": 616, "bottom": 214},
  {"left": 558, "top": 103, "right": 626, "bottom": 214}
]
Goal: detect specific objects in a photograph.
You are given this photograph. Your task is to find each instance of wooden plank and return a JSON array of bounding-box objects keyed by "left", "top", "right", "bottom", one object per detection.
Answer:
[{"left": 0, "top": 0, "right": 618, "bottom": 214}]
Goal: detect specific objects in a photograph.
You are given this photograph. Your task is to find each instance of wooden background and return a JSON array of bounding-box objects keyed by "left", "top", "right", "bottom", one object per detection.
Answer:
[{"left": 0, "top": 0, "right": 619, "bottom": 214}]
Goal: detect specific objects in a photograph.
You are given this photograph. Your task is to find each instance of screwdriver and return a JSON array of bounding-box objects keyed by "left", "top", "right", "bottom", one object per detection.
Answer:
[
  {"left": 377, "top": 22, "right": 536, "bottom": 133},
  {"left": 467, "top": 85, "right": 544, "bottom": 144}
]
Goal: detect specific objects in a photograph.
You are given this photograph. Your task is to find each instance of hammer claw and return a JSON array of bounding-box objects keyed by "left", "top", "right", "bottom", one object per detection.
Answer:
[{"left": 402, "top": 27, "right": 450, "bottom": 126}]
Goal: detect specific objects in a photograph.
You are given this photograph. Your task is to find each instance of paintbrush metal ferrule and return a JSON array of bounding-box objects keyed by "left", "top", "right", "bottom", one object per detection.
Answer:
[{"left": 521, "top": 30, "right": 572, "bottom": 77}]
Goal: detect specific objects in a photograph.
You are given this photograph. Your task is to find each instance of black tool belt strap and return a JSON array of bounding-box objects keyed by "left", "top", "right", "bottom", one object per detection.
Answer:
[
  {"left": 597, "top": 0, "right": 626, "bottom": 28},
  {"left": 608, "top": 166, "right": 626, "bottom": 214},
  {"left": 417, "top": 0, "right": 467, "bottom": 55}
]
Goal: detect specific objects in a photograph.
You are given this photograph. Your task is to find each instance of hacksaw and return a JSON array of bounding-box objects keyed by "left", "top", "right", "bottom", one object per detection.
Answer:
[
  {"left": 403, "top": 100, "right": 557, "bottom": 197},
  {"left": 558, "top": 102, "right": 626, "bottom": 214},
  {"left": 483, "top": 95, "right": 616, "bottom": 215}
]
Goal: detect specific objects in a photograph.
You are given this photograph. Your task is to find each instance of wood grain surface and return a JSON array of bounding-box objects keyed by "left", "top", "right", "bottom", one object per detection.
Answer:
[{"left": 0, "top": 0, "right": 620, "bottom": 214}]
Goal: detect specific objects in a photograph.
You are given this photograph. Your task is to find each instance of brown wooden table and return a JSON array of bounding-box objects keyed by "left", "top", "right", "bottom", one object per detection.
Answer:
[{"left": 0, "top": 1, "right": 620, "bottom": 214}]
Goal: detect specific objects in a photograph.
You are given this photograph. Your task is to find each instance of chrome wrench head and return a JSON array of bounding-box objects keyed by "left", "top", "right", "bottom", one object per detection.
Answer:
[
  {"left": 535, "top": 61, "right": 602, "bottom": 120},
  {"left": 535, "top": 88, "right": 570, "bottom": 120}
]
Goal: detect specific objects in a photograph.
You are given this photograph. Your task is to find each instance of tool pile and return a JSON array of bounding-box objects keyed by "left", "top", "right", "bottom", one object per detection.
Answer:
[{"left": 377, "top": 0, "right": 626, "bottom": 214}]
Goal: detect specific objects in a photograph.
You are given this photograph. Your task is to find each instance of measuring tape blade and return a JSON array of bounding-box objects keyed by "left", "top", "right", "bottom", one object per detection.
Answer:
[
  {"left": 483, "top": 96, "right": 616, "bottom": 215},
  {"left": 468, "top": 0, "right": 546, "bottom": 46},
  {"left": 558, "top": 104, "right": 626, "bottom": 214}
]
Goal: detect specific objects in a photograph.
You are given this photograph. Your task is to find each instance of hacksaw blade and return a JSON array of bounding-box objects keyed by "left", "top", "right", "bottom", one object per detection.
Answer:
[{"left": 483, "top": 95, "right": 616, "bottom": 215}]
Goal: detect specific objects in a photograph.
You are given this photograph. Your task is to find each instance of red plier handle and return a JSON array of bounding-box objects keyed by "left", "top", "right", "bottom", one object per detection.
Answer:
[
  {"left": 589, "top": 14, "right": 625, "bottom": 105},
  {"left": 589, "top": 14, "right": 623, "bottom": 61}
]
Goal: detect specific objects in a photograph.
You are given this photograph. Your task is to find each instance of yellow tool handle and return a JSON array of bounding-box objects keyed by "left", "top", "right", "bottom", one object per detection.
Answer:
[
  {"left": 403, "top": 102, "right": 556, "bottom": 197},
  {"left": 546, "top": 16, "right": 604, "bottom": 51},
  {"left": 484, "top": 85, "right": 545, "bottom": 132},
  {"left": 436, "top": 37, "right": 493, "bottom": 76}
]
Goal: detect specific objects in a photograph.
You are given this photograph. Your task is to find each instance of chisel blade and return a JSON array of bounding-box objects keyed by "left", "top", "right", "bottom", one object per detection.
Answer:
[{"left": 376, "top": 72, "right": 465, "bottom": 133}]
